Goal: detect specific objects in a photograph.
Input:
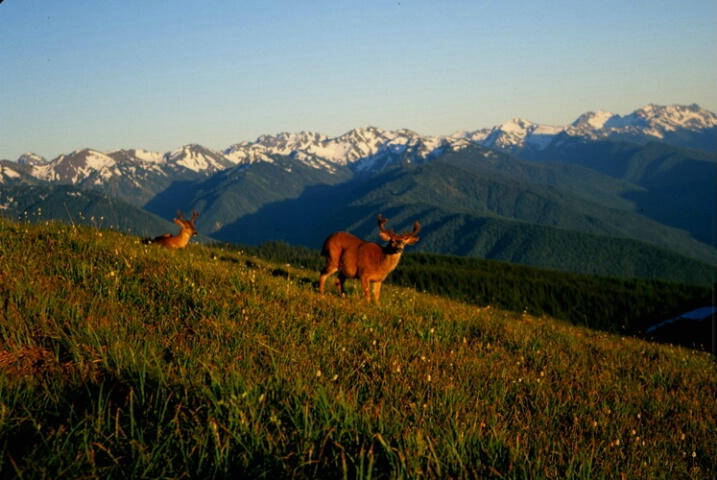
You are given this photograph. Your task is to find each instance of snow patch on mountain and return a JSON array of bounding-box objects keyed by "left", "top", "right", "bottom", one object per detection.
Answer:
[
  {"left": 526, "top": 124, "right": 563, "bottom": 149},
  {"left": 469, "top": 118, "right": 563, "bottom": 151},
  {"left": 610, "top": 103, "right": 716, "bottom": 136},
  {"left": 1, "top": 165, "right": 21, "bottom": 181},
  {"left": 164, "top": 145, "right": 232, "bottom": 173},
  {"left": 31, "top": 149, "right": 117, "bottom": 183},
  {"left": 17, "top": 152, "right": 47, "bottom": 166},
  {"left": 225, "top": 126, "right": 442, "bottom": 171},
  {"left": 570, "top": 110, "right": 617, "bottom": 130},
  {"left": 473, "top": 104, "right": 716, "bottom": 151},
  {"left": 125, "top": 149, "right": 164, "bottom": 163},
  {"left": 563, "top": 104, "right": 717, "bottom": 142},
  {"left": 84, "top": 150, "right": 116, "bottom": 171}
]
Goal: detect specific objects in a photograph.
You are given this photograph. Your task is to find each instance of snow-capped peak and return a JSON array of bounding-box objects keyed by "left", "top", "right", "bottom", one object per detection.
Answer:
[
  {"left": 224, "top": 125, "right": 463, "bottom": 173},
  {"left": 164, "top": 144, "right": 232, "bottom": 173},
  {"left": 123, "top": 149, "right": 164, "bottom": 163},
  {"left": 17, "top": 152, "right": 47, "bottom": 166},
  {"left": 474, "top": 104, "right": 716, "bottom": 151},
  {"left": 223, "top": 104, "right": 714, "bottom": 168},
  {"left": 9, "top": 103, "right": 714, "bottom": 187},
  {"left": 501, "top": 118, "right": 535, "bottom": 135},
  {"left": 562, "top": 103, "right": 717, "bottom": 142},
  {"left": 470, "top": 117, "right": 563, "bottom": 151},
  {"left": 626, "top": 103, "right": 717, "bottom": 130},
  {"left": 570, "top": 110, "right": 617, "bottom": 130},
  {"left": 31, "top": 149, "right": 116, "bottom": 183}
]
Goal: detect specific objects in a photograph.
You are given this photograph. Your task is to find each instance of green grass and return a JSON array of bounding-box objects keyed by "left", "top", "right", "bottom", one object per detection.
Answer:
[{"left": 1, "top": 218, "right": 715, "bottom": 479}]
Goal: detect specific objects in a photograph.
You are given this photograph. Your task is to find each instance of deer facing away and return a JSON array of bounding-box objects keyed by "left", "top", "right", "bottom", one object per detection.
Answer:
[
  {"left": 152, "top": 210, "right": 199, "bottom": 249},
  {"left": 319, "top": 214, "right": 420, "bottom": 303}
]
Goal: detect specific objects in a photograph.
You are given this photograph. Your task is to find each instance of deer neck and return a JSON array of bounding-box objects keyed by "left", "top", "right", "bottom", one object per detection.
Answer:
[
  {"left": 174, "top": 230, "right": 192, "bottom": 246},
  {"left": 380, "top": 246, "right": 404, "bottom": 273}
]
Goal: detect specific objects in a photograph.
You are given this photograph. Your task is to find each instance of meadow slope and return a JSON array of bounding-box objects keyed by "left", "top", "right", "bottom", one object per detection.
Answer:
[{"left": 0, "top": 219, "right": 715, "bottom": 479}]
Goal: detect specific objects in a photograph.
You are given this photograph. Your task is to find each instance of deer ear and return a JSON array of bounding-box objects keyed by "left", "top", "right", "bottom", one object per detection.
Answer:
[
  {"left": 174, "top": 218, "right": 184, "bottom": 226},
  {"left": 379, "top": 231, "right": 392, "bottom": 241},
  {"left": 405, "top": 236, "right": 419, "bottom": 245}
]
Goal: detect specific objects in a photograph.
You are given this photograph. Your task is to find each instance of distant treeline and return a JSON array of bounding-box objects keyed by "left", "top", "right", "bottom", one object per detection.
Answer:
[
  {"left": 394, "top": 253, "right": 712, "bottom": 335},
  {"left": 222, "top": 241, "right": 712, "bottom": 335}
]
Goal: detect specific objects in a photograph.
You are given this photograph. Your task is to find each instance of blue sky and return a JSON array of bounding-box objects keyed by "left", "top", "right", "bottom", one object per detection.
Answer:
[{"left": 1, "top": 0, "right": 715, "bottom": 160}]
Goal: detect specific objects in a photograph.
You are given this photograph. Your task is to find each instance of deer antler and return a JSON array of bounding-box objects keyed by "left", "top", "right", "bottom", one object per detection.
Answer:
[
  {"left": 377, "top": 214, "right": 395, "bottom": 235},
  {"left": 378, "top": 214, "right": 419, "bottom": 239},
  {"left": 395, "top": 220, "right": 420, "bottom": 240},
  {"left": 175, "top": 210, "right": 199, "bottom": 223},
  {"left": 406, "top": 221, "right": 420, "bottom": 237},
  {"left": 377, "top": 214, "right": 387, "bottom": 229}
]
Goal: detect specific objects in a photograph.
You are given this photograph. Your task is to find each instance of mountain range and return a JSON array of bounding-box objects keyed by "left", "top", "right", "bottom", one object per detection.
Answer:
[{"left": 1, "top": 103, "right": 715, "bottom": 284}]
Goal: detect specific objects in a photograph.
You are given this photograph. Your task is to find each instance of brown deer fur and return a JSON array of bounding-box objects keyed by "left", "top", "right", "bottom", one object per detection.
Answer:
[
  {"left": 152, "top": 210, "right": 199, "bottom": 249},
  {"left": 319, "top": 214, "right": 420, "bottom": 303}
]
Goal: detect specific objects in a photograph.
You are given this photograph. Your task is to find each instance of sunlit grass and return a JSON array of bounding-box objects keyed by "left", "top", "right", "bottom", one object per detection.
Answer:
[{"left": 0, "top": 218, "right": 715, "bottom": 479}]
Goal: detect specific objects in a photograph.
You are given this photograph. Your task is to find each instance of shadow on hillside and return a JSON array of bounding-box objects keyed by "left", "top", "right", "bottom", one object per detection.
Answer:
[
  {"left": 622, "top": 185, "right": 716, "bottom": 249},
  {"left": 639, "top": 307, "right": 716, "bottom": 355},
  {"left": 208, "top": 170, "right": 422, "bottom": 248},
  {"left": 143, "top": 180, "right": 200, "bottom": 220},
  {"left": 210, "top": 183, "right": 358, "bottom": 247}
]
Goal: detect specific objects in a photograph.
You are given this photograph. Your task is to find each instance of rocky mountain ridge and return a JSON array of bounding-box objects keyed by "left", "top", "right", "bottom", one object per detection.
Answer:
[{"left": 5, "top": 104, "right": 713, "bottom": 181}]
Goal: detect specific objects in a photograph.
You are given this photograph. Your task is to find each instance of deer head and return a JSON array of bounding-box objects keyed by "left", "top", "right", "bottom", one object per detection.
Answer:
[
  {"left": 377, "top": 214, "right": 420, "bottom": 253},
  {"left": 174, "top": 210, "right": 199, "bottom": 235}
]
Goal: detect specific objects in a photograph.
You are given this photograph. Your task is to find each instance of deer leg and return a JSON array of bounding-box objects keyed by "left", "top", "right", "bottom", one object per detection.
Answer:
[
  {"left": 360, "top": 277, "right": 372, "bottom": 302},
  {"left": 372, "top": 281, "right": 382, "bottom": 304},
  {"left": 337, "top": 273, "right": 347, "bottom": 296},
  {"left": 319, "top": 262, "right": 338, "bottom": 294}
]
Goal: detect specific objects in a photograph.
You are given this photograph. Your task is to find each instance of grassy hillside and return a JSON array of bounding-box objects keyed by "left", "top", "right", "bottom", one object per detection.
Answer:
[{"left": 1, "top": 218, "right": 715, "bottom": 479}]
